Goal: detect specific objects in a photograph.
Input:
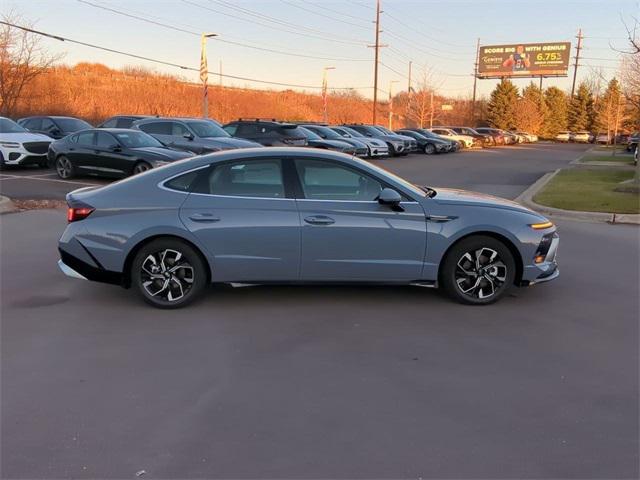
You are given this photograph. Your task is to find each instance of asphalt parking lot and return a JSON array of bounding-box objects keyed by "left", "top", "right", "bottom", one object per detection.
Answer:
[{"left": 1, "top": 143, "right": 639, "bottom": 478}]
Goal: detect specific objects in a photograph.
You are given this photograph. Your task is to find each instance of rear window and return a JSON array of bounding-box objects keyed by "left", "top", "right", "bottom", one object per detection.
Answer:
[{"left": 138, "top": 122, "right": 171, "bottom": 135}]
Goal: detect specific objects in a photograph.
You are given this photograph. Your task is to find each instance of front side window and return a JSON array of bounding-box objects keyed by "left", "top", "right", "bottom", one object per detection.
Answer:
[
  {"left": 223, "top": 124, "right": 238, "bottom": 136},
  {"left": 56, "top": 118, "right": 92, "bottom": 132},
  {"left": 115, "top": 118, "right": 135, "bottom": 128},
  {"left": 186, "top": 121, "right": 230, "bottom": 138},
  {"left": 236, "top": 124, "right": 258, "bottom": 137},
  {"left": 24, "top": 118, "right": 42, "bottom": 130},
  {"left": 101, "top": 118, "right": 118, "bottom": 128},
  {"left": 295, "top": 159, "right": 382, "bottom": 201},
  {"left": 196, "top": 159, "right": 285, "bottom": 198},
  {"left": 96, "top": 131, "right": 117, "bottom": 148},
  {"left": 170, "top": 122, "right": 189, "bottom": 136}
]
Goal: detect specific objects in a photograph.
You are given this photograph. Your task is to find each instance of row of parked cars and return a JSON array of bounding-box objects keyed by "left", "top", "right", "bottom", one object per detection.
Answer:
[
  {"left": 0, "top": 114, "right": 534, "bottom": 180},
  {"left": 555, "top": 130, "right": 640, "bottom": 148}
]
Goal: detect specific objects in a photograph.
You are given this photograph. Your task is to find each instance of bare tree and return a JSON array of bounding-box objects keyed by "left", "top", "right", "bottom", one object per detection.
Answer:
[{"left": 0, "top": 11, "right": 62, "bottom": 116}]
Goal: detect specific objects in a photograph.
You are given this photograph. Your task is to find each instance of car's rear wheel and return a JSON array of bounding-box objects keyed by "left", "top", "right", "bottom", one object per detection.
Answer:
[
  {"left": 132, "top": 238, "right": 207, "bottom": 309},
  {"left": 132, "top": 162, "right": 152, "bottom": 175},
  {"left": 440, "top": 235, "right": 516, "bottom": 305},
  {"left": 424, "top": 143, "right": 436, "bottom": 155},
  {"left": 56, "top": 155, "right": 74, "bottom": 179}
]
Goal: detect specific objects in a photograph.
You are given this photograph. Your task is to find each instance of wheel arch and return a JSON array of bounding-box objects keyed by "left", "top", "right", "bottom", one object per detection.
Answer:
[
  {"left": 437, "top": 230, "right": 524, "bottom": 285},
  {"left": 122, "top": 234, "right": 212, "bottom": 288}
]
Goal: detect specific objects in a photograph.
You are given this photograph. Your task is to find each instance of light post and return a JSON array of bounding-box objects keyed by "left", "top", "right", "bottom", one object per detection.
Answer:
[
  {"left": 322, "top": 66, "right": 335, "bottom": 123},
  {"left": 200, "top": 32, "right": 218, "bottom": 118},
  {"left": 388, "top": 80, "right": 398, "bottom": 129}
]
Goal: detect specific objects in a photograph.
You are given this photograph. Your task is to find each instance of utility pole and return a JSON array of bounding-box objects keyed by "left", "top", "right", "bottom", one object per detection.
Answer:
[
  {"left": 407, "top": 60, "right": 412, "bottom": 94},
  {"left": 371, "top": 0, "right": 381, "bottom": 124},
  {"left": 219, "top": 59, "right": 223, "bottom": 87},
  {"left": 322, "top": 66, "right": 336, "bottom": 124},
  {"left": 571, "top": 28, "right": 583, "bottom": 98},
  {"left": 406, "top": 60, "right": 412, "bottom": 127},
  {"left": 471, "top": 38, "right": 480, "bottom": 125},
  {"left": 200, "top": 32, "right": 218, "bottom": 118},
  {"left": 388, "top": 80, "right": 398, "bottom": 129}
]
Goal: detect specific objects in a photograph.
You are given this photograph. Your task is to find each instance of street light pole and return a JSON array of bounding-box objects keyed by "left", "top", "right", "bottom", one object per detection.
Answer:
[
  {"left": 200, "top": 32, "right": 218, "bottom": 118},
  {"left": 388, "top": 80, "right": 398, "bottom": 129},
  {"left": 322, "top": 66, "right": 335, "bottom": 123}
]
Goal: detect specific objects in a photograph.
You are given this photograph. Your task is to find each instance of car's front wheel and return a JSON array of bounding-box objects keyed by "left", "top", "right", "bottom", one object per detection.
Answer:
[
  {"left": 440, "top": 235, "right": 516, "bottom": 305},
  {"left": 131, "top": 238, "right": 207, "bottom": 308},
  {"left": 424, "top": 143, "right": 436, "bottom": 155},
  {"left": 132, "top": 161, "right": 152, "bottom": 175}
]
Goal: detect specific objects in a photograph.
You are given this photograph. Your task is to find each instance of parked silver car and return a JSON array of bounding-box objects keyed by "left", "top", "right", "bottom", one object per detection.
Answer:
[{"left": 58, "top": 148, "right": 559, "bottom": 308}]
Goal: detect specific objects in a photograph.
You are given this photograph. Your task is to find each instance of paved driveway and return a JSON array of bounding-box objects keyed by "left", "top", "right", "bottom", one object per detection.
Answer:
[{"left": 1, "top": 143, "right": 638, "bottom": 478}]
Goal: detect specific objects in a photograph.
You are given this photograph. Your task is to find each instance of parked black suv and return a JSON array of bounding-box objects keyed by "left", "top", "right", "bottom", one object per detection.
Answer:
[
  {"left": 17, "top": 116, "right": 92, "bottom": 139},
  {"left": 222, "top": 119, "right": 308, "bottom": 147}
]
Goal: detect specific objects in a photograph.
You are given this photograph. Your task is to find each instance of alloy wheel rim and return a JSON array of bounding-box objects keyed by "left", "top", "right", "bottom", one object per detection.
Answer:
[
  {"left": 425, "top": 144, "right": 435, "bottom": 154},
  {"left": 455, "top": 247, "right": 507, "bottom": 299},
  {"left": 140, "top": 249, "right": 194, "bottom": 302},
  {"left": 134, "top": 164, "right": 150, "bottom": 174},
  {"left": 57, "top": 158, "right": 70, "bottom": 178}
]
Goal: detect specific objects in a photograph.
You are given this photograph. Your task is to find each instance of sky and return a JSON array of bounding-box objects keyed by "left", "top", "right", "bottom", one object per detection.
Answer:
[{"left": 3, "top": 0, "right": 639, "bottom": 99}]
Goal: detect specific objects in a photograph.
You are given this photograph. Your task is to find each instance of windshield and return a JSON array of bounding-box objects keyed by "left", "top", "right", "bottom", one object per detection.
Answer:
[
  {"left": 299, "top": 127, "right": 322, "bottom": 140},
  {"left": 339, "top": 126, "right": 364, "bottom": 138},
  {"left": 375, "top": 126, "right": 394, "bottom": 135},
  {"left": 305, "top": 125, "right": 343, "bottom": 140},
  {"left": 356, "top": 125, "right": 386, "bottom": 136},
  {"left": 0, "top": 118, "right": 27, "bottom": 133},
  {"left": 186, "top": 121, "right": 230, "bottom": 138},
  {"left": 56, "top": 118, "right": 92, "bottom": 132},
  {"left": 114, "top": 130, "right": 164, "bottom": 148}
]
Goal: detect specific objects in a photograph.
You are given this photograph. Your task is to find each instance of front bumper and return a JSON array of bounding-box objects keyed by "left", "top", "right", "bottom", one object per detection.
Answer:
[
  {"left": 522, "top": 233, "right": 560, "bottom": 286},
  {"left": 0, "top": 148, "right": 48, "bottom": 165},
  {"left": 368, "top": 145, "right": 389, "bottom": 157}
]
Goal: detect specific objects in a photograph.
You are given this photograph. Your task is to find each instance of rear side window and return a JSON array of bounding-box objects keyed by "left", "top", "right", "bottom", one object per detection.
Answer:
[
  {"left": 138, "top": 122, "right": 171, "bottom": 135},
  {"left": 236, "top": 124, "right": 259, "bottom": 137},
  {"left": 76, "top": 131, "right": 95, "bottom": 146},
  {"left": 101, "top": 118, "right": 118, "bottom": 128},
  {"left": 195, "top": 160, "right": 285, "bottom": 198},
  {"left": 24, "top": 118, "right": 42, "bottom": 130},
  {"left": 164, "top": 170, "right": 201, "bottom": 192},
  {"left": 115, "top": 118, "right": 134, "bottom": 128}
]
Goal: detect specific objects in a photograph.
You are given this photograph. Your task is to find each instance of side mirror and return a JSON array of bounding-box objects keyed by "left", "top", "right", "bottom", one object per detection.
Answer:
[
  {"left": 378, "top": 188, "right": 403, "bottom": 211},
  {"left": 51, "top": 128, "right": 61, "bottom": 136},
  {"left": 183, "top": 132, "right": 194, "bottom": 140},
  {"left": 110, "top": 144, "right": 121, "bottom": 152}
]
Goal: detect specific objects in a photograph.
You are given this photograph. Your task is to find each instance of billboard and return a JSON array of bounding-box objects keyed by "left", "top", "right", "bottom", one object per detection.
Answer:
[{"left": 477, "top": 42, "right": 572, "bottom": 78}]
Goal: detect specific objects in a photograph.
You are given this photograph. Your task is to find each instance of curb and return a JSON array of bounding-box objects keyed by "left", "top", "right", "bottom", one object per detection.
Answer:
[
  {"left": 515, "top": 169, "right": 640, "bottom": 225},
  {"left": 570, "top": 146, "right": 635, "bottom": 168},
  {"left": 0, "top": 195, "right": 16, "bottom": 214}
]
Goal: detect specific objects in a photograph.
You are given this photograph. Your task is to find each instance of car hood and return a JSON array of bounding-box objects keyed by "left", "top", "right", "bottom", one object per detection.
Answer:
[
  {"left": 1, "top": 132, "right": 52, "bottom": 143},
  {"left": 131, "top": 146, "right": 194, "bottom": 160},
  {"left": 358, "top": 137, "right": 386, "bottom": 147},
  {"left": 379, "top": 134, "right": 408, "bottom": 142},
  {"left": 308, "top": 139, "right": 352, "bottom": 149},
  {"left": 432, "top": 187, "right": 541, "bottom": 216},
  {"left": 200, "top": 137, "right": 263, "bottom": 149}
]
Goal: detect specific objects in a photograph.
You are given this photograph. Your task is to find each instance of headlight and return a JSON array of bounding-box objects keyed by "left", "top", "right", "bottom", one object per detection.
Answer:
[
  {"left": 0, "top": 141, "right": 20, "bottom": 148},
  {"left": 154, "top": 160, "right": 171, "bottom": 166}
]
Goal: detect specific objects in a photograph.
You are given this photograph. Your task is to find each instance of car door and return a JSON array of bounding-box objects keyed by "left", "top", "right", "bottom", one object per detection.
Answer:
[
  {"left": 67, "top": 131, "right": 96, "bottom": 171},
  {"left": 294, "top": 158, "right": 427, "bottom": 281},
  {"left": 179, "top": 158, "right": 300, "bottom": 282},
  {"left": 94, "top": 131, "right": 131, "bottom": 175}
]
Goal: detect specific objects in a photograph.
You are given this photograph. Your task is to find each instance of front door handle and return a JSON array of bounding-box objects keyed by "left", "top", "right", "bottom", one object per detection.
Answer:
[
  {"left": 304, "top": 215, "right": 335, "bottom": 225},
  {"left": 188, "top": 213, "right": 220, "bottom": 223}
]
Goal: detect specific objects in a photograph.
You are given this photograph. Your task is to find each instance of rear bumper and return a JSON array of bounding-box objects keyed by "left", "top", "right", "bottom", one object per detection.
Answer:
[{"left": 58, "top": 247, "right": 123, "bottom": 286}]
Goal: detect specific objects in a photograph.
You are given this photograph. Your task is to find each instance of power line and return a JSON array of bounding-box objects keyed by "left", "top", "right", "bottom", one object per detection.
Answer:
[
  {"left": 0, "top": 21, "right": 374, "bottom": 90},
  {"left": 208, "top": 0, "right": 368, "bottom": 45},
  {"left": 302, "top": 0, "right": 373, "bottom": 23},
  {"left": 77, "top": 0, "right": 370, "bottom": 61},
  {"left": 279, "top": 0, "right": 371, "bottom": 30}
]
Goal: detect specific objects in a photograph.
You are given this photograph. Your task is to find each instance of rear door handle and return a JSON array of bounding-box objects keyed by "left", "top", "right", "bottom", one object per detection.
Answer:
[
  {"left": 188, "top": 213, "right": 220, "bottom": 223},
  {"left": 304, "top": 215, "right": 335, "bottom": 225}
]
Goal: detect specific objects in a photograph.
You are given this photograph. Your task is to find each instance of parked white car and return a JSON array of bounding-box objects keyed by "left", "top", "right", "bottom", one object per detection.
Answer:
[
  {"left": 555, "top": 131, "right": 571, "bottom": 142},
  {"left": 429, "top": 127, "right": 475, "bottom": 148},
  {"left": 0, "top": 117, "right": 52, "bottom": 168},
  {"left": 595, "top": 132, "right": 610, "bottom": 144},
  {"left": 570, "top": 131, "right": 591, "bottom": 143},
  {"left": 634, "top": 145, "right": 638, "bottom": 165}
]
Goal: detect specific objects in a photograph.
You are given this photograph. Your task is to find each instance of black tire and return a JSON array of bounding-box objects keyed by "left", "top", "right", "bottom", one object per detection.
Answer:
[
  {"left": 424, "top": 143, "right": 436, "bottom": 155},
  {"left": 386, "top": 142, "right": 400, "bottom": 157},
  {"left": 132, "top": 161, "right": 152, "bottom": 175},
  {"left": 55, "top": 155, "right": 75, "bottom": 179},
  {"left": 131, "top": 238, "right": 207, "bottom": 309},
  {"left": 440, "top": 235, "right": 516, "bottom": 305}
]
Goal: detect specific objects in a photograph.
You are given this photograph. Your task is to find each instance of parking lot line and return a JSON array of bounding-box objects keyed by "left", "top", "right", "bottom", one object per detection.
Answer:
[{"left": 0, "top": 175, "right": 101, "bottom": 186}]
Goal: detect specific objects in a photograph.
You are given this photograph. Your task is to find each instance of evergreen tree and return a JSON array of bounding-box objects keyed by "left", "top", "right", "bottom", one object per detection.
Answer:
[
  {"left": 542, "top": 87, "right": 568, "bottom": 137},
  {"left": 487, "top": 79, "right": 519, "bottom": 129},
  {"left": 594, "top": 78, "right": 624, "bottom": 136},
  {"left": 568, "top": 83, "right": 592, "bottom": 131}
]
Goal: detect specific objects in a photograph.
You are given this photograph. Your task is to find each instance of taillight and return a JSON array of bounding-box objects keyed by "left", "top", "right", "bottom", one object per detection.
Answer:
[{"left": 67, "top": 207, "right": 94, "bottom": 222}]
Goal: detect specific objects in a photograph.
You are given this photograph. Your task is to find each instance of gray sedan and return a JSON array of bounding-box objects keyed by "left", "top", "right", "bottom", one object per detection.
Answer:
[{"left": 58, "top": 148, "right": 559, "bottom": 308}]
